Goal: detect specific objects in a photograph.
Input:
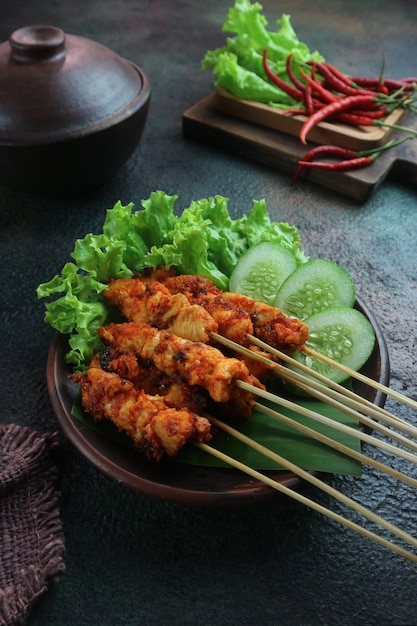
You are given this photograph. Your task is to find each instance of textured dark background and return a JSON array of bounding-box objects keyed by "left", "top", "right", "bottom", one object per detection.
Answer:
[{"left": 1, "top": 1, "right": 416, "bottom": 624}]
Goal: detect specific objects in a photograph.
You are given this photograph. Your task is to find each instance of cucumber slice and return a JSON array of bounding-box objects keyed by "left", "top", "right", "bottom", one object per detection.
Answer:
[
  {"left": 229, "top": 242, "right": 298, "bottom": 305},
  {"left": 291, "top": 306, "right": 376, "bottom": 385},
  {"left": 275, "top": 259, "right": 356, "bottom": 321}
]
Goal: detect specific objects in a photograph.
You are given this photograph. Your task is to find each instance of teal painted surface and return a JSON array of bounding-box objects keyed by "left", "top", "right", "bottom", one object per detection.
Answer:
[{"left": 0, "top": 1, "right": 416, "bottom": 624}]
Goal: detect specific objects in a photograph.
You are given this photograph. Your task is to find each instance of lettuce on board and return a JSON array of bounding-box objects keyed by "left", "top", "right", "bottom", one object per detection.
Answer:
[
  {"left": 37, "top": 191, "right": 307, "bottom": 370},
  {"left": 202, "top": 0, "right": 324, "bottom": 108}
]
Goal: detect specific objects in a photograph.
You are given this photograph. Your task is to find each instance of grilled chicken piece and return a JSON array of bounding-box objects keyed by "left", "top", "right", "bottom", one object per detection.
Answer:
[
  {"left": 98, "top": 321, "right": 262, "bottom": 404},
  {"left": 163, "top": 274, "right": 308, "bottom": 352},
  {"left": 104, "top": 274, "right": 270, "bottom": 379},
  {"left": 223, "top": 292, "right": 309, "bottom": 351},
  {"left": 97, "top": 346, "right": 256, "bottom": 419},
  {"left": 70, "top": 367, "right": 212, "bottom": 461},
  {"left": 104, "top": 277, "right": 218, "bottom": 343},
  {"left": 164, "top": 274, "right": 254, "bottom": 345},
  {"left": 97, "top": 346, "right": 210, "bottom": 415}
]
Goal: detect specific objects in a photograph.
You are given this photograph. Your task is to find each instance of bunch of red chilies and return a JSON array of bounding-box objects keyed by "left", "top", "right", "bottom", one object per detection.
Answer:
[{"left": 262, "top": 50, "right": 417, "bottom": 182}]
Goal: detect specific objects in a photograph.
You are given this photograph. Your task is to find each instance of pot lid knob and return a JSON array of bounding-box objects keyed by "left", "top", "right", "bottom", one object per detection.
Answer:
[{"left": 9, "top": 25, "right": 66, "bottom": 63}]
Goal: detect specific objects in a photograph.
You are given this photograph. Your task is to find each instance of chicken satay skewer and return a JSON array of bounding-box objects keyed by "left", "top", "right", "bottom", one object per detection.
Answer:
[
  {"left": 206, "top": 415, "right": 417, "bottom": 555},
  {"left": 99, "top": 321, "right": 417, "bottom": 469},
  {"left": 127, "top": 273, "right": 416, "bottom": 421},
  {"left": 104, "top": 277, "right": 219, "bottom": 343},
  {"left": 104, "top": 275, "right": 308, "bottom": 354},
  {"left": 71, "top": 367, "right": 212, "bottom": 461},
  {"left": 95, "top": 338, "right": 417, "bottom": 480},
  {"left": 106, "top": 274, "right": 416, "bottom": 417},
  {"left": 98, "top": 321, "right": 264, "bottom": 405},
  {"left": 162, "top": 273, "right": 309, "bottom": 349},
  {"left": 197, "top": 441, "right": 417, "bottom": 564},
  {"left": 72, "top": 365, "right": 417, "bottom": 562}
]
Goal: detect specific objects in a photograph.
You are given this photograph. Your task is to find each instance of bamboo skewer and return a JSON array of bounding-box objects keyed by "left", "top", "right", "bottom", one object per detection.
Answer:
[
  {"left": 238, "top": 380, "right": 417, "bottom": 470},
  {"left": 207, "top": 415, "right": 417, "bottom": 553},
  {"left": 203, "top": 327, "right": 417, "bottom": 562},
  {"left": 272, "top": 355, "right": 417, "bottom": 437},
  {"left": 211, "top": 333, "right": 417, "bottom": 486},
  {"left": 211, "top": 333, "right": 417, "bottom": 449},
  {"left": 276, "top": 367, "right": 417, "bottom": 454},
  {"left": 196, "top": 441, "right": 417, "bottom": 564},
  {"left": 253, "top": 401, "right": 417, "bottom": 489},
  {"left": 211, "top": 331, "right": 417, "bottom": 488},
  {"left": 303, "top": 344, "right": 417, "bottom": 412},
  {"left": 245, "top": 334, "right": 417, "bottom": 436},
  {"left": 231, "top": 337, "right": 417, "bottom": 453}
]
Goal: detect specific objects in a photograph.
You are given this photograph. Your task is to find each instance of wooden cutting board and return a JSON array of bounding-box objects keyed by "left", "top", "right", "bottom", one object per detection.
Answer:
[
  {"left": 182, "top": 92, "right": 417, "bottom": 202},
  {"left": 215, "top": 87, "right": 409, "bottom": 151}
]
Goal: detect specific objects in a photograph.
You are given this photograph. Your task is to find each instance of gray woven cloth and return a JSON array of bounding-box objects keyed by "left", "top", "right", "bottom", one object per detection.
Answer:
[{"left": 0, "top": 424, "right": 65, "bottom": 626}]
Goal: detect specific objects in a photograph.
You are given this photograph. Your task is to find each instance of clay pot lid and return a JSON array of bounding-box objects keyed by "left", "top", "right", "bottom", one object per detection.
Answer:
[{"left": 0, "top": 25, "right": 146, "bottom": 145}]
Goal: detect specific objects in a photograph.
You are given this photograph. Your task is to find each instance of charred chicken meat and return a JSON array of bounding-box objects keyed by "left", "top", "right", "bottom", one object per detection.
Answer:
[{"left": 70, "top": 269, "right": 309, "bottom": 462}]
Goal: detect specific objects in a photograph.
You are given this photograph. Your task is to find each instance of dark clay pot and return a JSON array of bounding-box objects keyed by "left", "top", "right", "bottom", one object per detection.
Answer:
[{"left": 0, "top": 25, "right": 151, "bottom": 193}]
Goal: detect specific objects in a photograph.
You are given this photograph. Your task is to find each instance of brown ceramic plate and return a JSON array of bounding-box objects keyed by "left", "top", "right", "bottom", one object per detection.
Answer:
[{"left": 47, "top": 297, "right": 389, "bottom": 507}]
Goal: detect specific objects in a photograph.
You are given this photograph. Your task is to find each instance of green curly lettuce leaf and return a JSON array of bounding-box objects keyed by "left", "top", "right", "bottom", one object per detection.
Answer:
[
  {"left": 37, "top": 191, "right": 307, "bottom": 370},
  {"left": 202, "top": 0, "right": 324, "bottom": 108}
]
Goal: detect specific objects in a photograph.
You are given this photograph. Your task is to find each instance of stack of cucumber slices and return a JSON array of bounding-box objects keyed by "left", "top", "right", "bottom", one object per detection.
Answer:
[{"left": 229, "top": 242, "right": 376, "bottom": 387}]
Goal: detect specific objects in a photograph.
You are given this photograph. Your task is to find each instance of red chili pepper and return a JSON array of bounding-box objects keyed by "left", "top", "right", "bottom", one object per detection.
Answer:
[
  {"left": 285, "top": 53, "right": 306, "bottom": 92},
  {"left": 321, "top": 62, "right": 392, "bottom": 97},
  {"left": 299, "top": 94, "right": 378, "bottom": 143},
  {"left": 303, "top": 85, "right": 314, "bottom": 115},
  {"left": 332, "top": 104, "right": 388, "bottom": 125},
  {"left": 299, "top": 67, "right": 338, "bottom": 103},
  {"left": 377, "top": 84, "right": 390, "bottom": 95},
  {"left": 351, "top": 76, "right": 417, "bottom": 93},
  {"left": 292, "top": 134, "right": 414, "bottom": 184},
  {"left": 398, "top": 77, "right": 417, "bottom": 83},
  {"left": 262, "top": 49, "right": 304, "bottom": 101},
  {"left": 319, "top": 61, "right": 354, "bottom": 86},
  {"left": 301, "top": 145, "right": 357, "bottom": 160},
  {"left": 330, "top": 110, "right": 386, "bottom": 126},
  {"left": 346, "top": 106, "right": 388, "bottom": 119},
  {"left": 282, "top": 108, "right": 309, "bottom": 116},
  {"left": 348, "top": 77, "right": 383, "bottom": 89},
  {"left": 297, "top": 156, "right": 375, "bottom": 172},
  {"left": 291, "top": 145, "right": 357, "bottom": 183},
  {"left": 312, "top": 62, "right": 375, "bottom": 97},
  {"left": 321, "top": 94, "right": 380, "bottom": 111}
]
